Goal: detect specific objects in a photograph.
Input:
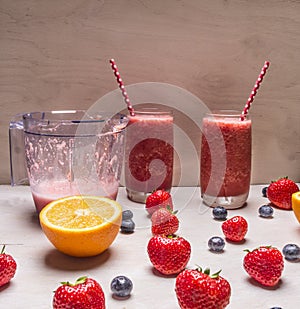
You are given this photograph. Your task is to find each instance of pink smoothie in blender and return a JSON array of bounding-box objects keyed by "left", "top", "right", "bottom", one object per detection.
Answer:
[
  {"left": 124, "top": 108, "right": 174, "bottom": 203},
  {"left": 9, "top": 111, "right": 127, "bottom": 213},
  {"left": 31, "top": 178, "right": 119, "bottom": 213}
]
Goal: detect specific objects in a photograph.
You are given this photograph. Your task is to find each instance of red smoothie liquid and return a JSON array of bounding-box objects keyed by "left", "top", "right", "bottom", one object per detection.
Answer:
[
  {"left": 201, "top": 113, "right": 251, "bottom": 206},
  {"left": 125, "top": 110, "right": 173, "bottom": 199}
]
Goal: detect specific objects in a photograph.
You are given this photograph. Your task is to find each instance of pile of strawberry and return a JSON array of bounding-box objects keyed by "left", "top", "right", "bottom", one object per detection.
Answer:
[
  {"left": 143, "top": 182, "right": 299, "bottom": 309},
  {"left": 1, "top": 177, "right": 298, "bottom": 308},
  {"left": 145, "top": 190, "right": 232, "bottom": 308}
]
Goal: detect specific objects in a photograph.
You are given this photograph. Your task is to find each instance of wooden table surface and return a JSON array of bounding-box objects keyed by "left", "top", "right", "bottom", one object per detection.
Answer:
[{"left": 0, "top": 185, "right": 299, "bottom": 308}]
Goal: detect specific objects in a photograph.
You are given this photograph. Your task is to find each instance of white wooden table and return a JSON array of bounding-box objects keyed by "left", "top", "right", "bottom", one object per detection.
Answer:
[{"left": 0, "top": 185, "right": 299, "bottom": 308}]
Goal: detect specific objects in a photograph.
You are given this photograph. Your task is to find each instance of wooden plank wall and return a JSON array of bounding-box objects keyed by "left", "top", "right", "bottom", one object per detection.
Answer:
[{"left": 0, "top": 0, "right": 299, "bottom": 185}]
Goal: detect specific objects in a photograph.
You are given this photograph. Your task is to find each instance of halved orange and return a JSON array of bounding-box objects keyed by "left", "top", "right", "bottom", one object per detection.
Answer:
[
  {"left": 39, "top": 196, "right": 122, "bottom": 257},
  {"left": 292, "top": 191, "right": 300, "bottom": 223}
]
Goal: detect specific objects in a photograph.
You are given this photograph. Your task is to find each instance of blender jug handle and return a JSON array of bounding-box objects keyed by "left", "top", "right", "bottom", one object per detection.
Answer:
[{"left": 9, "top": 114, "right": 28, "bottom": 186}]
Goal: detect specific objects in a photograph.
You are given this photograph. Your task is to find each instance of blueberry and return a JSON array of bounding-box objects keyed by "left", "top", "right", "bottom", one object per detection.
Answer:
[
  {"left": 262, "top": 186, "right": 268, "bottom": 197},
  {"left": 258, "top": 204, "right": 274, "bottom": 218},
  {"left": 282, "top": 244, "right": 300, "bottom": 261},
  {"left": 122, "top": 210, "right": 133, "bottom": 220},
  {"left": 208, "top": 236, "right": 225, "bottom": 252},
  {"left": 111, "top": 275, "right": 133, "bottom": 298},
  {"left": 120, "top": 219, "right": 135, "bottom": 233},
  {"left": 212, "top": 206, "right": 228, "bottom": 220}
]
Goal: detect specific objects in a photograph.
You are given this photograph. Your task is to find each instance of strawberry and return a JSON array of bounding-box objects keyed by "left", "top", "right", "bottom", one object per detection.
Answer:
[
  {"left": 151, "top": 207, "right": 179, "bottom": 235},
  {"left": 267, "top": 177, "right": 299, "bottom": 210},
  {"left": 147, "top": 234, "right": 191, "bottom": 275},
  {"left": 243, "top": 246, "right": 284, "bottom": 287},
  {"left": 0, "top": 245, "right": 17, "bottom": 287},
  {"left": 175, "top": 267, "right": 231, "bottom": 309},
  {"left": 53, "top": 276, "right": 105, "bottom": 309},
  {"left": 221, "top": 215, "right": 248, "bottom": 242},
  {"left": 145, "top": 189, "right": 173, "bottom": 215}
]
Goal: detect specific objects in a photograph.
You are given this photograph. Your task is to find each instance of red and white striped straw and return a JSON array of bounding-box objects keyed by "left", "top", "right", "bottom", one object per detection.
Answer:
[
  {"left": 241, "top": 61, "right": 270, "bottom": 120},
  {"left": 109, "top": 59, "right": 135, "bottom": 116}
]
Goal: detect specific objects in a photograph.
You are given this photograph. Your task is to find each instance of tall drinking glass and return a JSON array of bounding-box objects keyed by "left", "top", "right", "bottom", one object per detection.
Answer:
[
  {"left": 200, "top": 110, "right": 251, "bottom": 209},
  {"left": 124, "top": 107, "right": 174, "bottom": 203}
]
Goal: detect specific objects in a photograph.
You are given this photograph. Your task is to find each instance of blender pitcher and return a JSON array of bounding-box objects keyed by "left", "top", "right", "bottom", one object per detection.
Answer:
[{"left": 9, "top": 110, "right": 128, "bottom": 213}]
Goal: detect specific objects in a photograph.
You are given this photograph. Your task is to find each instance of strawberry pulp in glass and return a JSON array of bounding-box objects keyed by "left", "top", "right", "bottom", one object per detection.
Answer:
[
  {"left": 125, "top": 108, "right": 174, "bottom": 203},
  {"left": 200, "top": 111, "right": 251, "bottom": 209}
]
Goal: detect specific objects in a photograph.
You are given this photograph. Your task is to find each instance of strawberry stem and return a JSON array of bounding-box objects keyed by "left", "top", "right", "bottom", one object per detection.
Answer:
[
  {"left": 75, "top": 276, "right": 88, "bottom": 285},
  {"left": 194, "top": 265, "right": 222, "bottom": 279},
  {"left": 1, "top": 245, "right": 5, "bottom": 254},
  {"left": 166, "top": 234, "right": 178, "bottom": 239},
  {"left": 61, "top": 276, "right": 87, "bottom": 286},
  {"left": 211, "top": 270, "right": 222, "bottom": 279}
]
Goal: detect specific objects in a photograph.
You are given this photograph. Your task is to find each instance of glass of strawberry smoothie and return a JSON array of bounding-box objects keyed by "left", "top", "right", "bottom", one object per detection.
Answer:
[
  {"left": 124, "top": 107, "right": 174, "bottom": 203},
  {"left": 200, "top": 110, "right": 251, "bottom": 209}
]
